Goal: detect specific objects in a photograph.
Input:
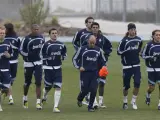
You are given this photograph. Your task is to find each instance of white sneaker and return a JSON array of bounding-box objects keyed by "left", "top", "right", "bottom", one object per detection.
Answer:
[
  {"left": 131, "top": 101, "right": 138, "bottom": 110},
  {"left": 99, "top": 103, "right": 107, "bottom": 108},
  {"left": 36, "top": 103, "right": 42, "bottom": 110},
  {"left": 93, "top": 103, "right": 99, "bottom": 109},
  {"left": 53, "top": 107, "right": 60, "bottom": 113},
  {"left": 0, "top": 105, "right": 3, "bottom": 111},
  {"left": 9, "top": 99, "right": 14, "bottom": 105}
]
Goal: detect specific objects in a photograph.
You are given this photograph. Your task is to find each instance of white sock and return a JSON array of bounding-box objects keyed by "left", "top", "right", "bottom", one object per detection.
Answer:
[
  {"left": 37, "top": 99, "right": 41, "bottom": 104},
  {"left": 9, "top": 95, "right": 13, "bottom": 100},
  {"left": 99, "top": 96, "right": 103, "bottom": 104},
  {"left": 146, "top": 92, "right": 151, "bottom": 98},
  {"left": 131, "top": 95, "right": 137, "bottom": 103},
  {"left": 23, "top": 96, "right": 28, "bottom": 101},
  {"left": 94, "top": 97, "right": 98, "bottom": 105},
  {"left": 54, "top": 90, "right": 61, "bottom": 108},
  {"left": 43, "top": 88, "right": 48, "bottom": 100},
  {"left": 123, "top": 96, "right": 128, "bottom": 103}
]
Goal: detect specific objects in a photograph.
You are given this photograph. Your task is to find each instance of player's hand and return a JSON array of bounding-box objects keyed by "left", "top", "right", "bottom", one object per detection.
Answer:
[
  {"left": 80, "top": 67, "right": 85, "bottom": 72},
  {"left": 4, "top": 51, "right": 11, "bottom": 58}
]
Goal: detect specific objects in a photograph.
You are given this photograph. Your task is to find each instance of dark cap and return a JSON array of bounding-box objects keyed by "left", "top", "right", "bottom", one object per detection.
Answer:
[{"left": 128, "top": 23, "right": 136, "bottom": 30}]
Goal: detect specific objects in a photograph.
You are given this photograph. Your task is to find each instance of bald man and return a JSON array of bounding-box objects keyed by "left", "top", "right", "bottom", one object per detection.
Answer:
[
  {"left": 20, "top": 24, "right": 45, "bottom": 110},
  {"left": 73, "top": 35, "right": 106, "bottom": 112}
]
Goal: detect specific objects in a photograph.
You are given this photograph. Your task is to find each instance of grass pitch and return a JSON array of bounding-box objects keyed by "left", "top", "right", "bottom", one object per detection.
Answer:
[{"left": 1, "top": 42, "right": 160, "bottom": 120}]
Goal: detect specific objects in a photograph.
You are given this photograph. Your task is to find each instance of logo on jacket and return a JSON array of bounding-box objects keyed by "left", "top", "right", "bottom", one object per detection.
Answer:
[
  {"left": 51, "top": 51, "right": 61, "bottom": 56},
  {"left": 86, "top": 56, "right": 97, "bottom": 61},
  {"left": 32, "top": 44, "right": 42, "bottom": 49},
  {"left": 126, "top": 44, "right": 139, "bottom": 50}
]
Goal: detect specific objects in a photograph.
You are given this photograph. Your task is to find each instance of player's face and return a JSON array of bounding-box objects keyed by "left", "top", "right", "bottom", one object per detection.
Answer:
[
  {"left": 88, "top": 36, "right": 96, "bottom": 48},
  {"left": 0, "top": 29, "right": 6, "bottom": 41},
  {"left": 153, "top": 31, "right": 160, "bottom": 43},
  {"left": 31, "top": 26, "right": 40, "bottom": 35},
  {"left": 50, "top": 30, "right": 58, "bottom": 40},
  {"left": 128, "top": 28, "right": 136, "bottom": 37},
  {"left": 86, "top": 19, "right": 94, "bottom": 29},
  {"left": 91, "top": 25, "right": 99, "bottom": 34}
]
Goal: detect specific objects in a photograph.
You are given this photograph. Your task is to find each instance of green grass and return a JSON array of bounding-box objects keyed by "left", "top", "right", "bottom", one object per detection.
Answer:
[{"left": 1, "top": 42, "right": 160, "bottom": 120}]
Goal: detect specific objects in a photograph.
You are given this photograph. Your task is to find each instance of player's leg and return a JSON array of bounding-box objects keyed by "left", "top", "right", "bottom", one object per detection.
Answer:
[
  {"left": 77, "top": 72, "right": 90, "bottom": 107},
  {"left": 0, "top": 72, "right": 3, "bottom": 111},
  {"left": 145, "top": 72, "right": 156, "bottom": 106},
  {"left": 23, "top": 67, "right": 33, "bottom": 109},
  {"left": 88, "top": 71, "right": 98, "bottom": 112},
  {"left": 155, "top": 72, "right": 160, "bottom": 110},
  {"left": 42, "top": 69, "right": 52, "bottom": 104},
  {"left": 53, "top": 68, "right": 62, "bottom": 113},
  {"left": 8, "top": 63, "right": 18, "bottom": 105},
  {"left": 98, "top": 77, "right": 106, "bottom": 108},
  {"left": 131, "top": 66, "right": 141, "bottom": 110},
  {"left": 122, "top": 68, "right": 132, "bottom": 109},
  {"left": 0, "top": 71, "right": 12, "bottom": 111},
  {"left": 157, "top": 82, "right": 160, "bottom": 110},
  {"left": 34, "top": 65, "right": 43, "bottom": 110}
]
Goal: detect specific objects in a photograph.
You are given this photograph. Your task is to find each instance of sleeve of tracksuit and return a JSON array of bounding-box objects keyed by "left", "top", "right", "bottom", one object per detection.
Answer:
[
  {"left": 98, "top": 49, "right": 107, "bottom": 68},
  {"left": 61, "top": 44, "right": 67, "bottom": 60},
  {"left": 40, "top": 42, "right": 48, "bottom": 60},
  {"left": 138, "top": 40, "right": 143, "bottom": 53},
  {"left": 20, "top": 37, "right": 29, "bottom": 57},
  {"left": 72, "top": 47, "right": 82, "bottom": 69},
  {"left": 103, "top": 37, "right": 112, "bottom": 61},
  {"left": 117, "top": 39, "right": 126, "bottom": 55},
  {"left": 141, "top": 43, "right": 152, "bottom": 59},
  {"left": 72, "top": 31, "right": 81, "bottom": 51}
]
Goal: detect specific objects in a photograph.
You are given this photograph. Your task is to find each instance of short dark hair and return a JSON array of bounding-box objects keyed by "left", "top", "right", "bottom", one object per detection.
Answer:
[
  {"left": 49, "top": 28, "right": 57, "bottom": 34},
  {"left": 31, "top": 24, "right": 39, "bottom": 29},
  {"left": 4, "top": 23, "right": 16, "bottom": 36},
  {"left": 91, "top": 22, "right": 100, "bottom": 28},
  {"left": 152, "top": 29, "right": 160, "bottom": 36},
  {"left": 85, "top": 17, "right": 94, "bottom": 23}
]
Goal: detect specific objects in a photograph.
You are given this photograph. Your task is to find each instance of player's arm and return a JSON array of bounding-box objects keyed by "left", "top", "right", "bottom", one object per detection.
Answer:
[
  {"left": 3, "top": 42, "right": 13, "bottom": 59},
  {"left": 20, "top": 37, "right": 29, "bottom": 57},
  {"left": 72, "top": 31, "right": 81, "bottom": 51},
  {"left": 98, "top": 49, "right": 107, "bottom": 68},
  {"left": 117, "top": 39, "right": 126, "bottom": 55},
  {"left": 61, "top": 44, "right": 67, "bottom": 60},
  {"left": 103, "top": 37, "right": 112, "bottom": 61},
  {"left": 72, "top": 47, "right": 82, "bottom": 69},
  {"left": 40, "top": 43, "right": 48, "bottom": 60},
  {"left": 138, "top": 40, "right": 143, "bottom": 53},
  {"left": 141, "top": 43, "right": 152, "bottom": 59}
]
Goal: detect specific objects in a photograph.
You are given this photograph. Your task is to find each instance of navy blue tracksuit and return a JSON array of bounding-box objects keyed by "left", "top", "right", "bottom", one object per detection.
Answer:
[
  {"left": 5, "top": 35, "right": 21, "bottom": 83},
  {"left": 20, "top": 34, "right": 45, "bottom": 86},
  {"left": 73, "top": 45, "right": 106, "bottom": 109},
  {"left": 72, "top": 28, "right": 92, "bottom": 51},
  {"left": 81, "top": 33, "right": 112, "bottom": 62},
  {"left": 81, "top": 33, "right": 112, "bottom": 83},
  {"left": 142, "top": 41, "right": 160, "bottom": 85},
  {"left": 117, "top": 36, "right": 143, "bottom": 90},
  {"left": 40, "top": 40, "right": 67, "bottom": 88},
  {"left": 0, "top": 40, "right": 12, "bottom": 89}
]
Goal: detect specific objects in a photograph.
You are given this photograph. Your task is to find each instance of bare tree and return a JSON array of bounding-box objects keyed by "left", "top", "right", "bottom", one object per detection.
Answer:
[{"left": 20, "top": 0, "right": 49, "bottom": 27}]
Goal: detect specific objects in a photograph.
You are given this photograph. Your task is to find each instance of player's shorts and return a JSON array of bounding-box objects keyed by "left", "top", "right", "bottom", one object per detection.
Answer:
[
  {"left": 123, "top": 66, "right": 141, "bottom": 89},
  {"left": 10, "top": 63, "right": 18, "bottom": 82},
  {"left": 148, "top": 71, "right": 160, "bottom": 85},
  {"left": 0, "top": 70, "right": 11, "bottom": 89},
  {"left": 24, "top": 65, "right": 42, "bottom": 85},
  {"left": 44, "top": 68, "right": 62, "bottom": 88}
]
